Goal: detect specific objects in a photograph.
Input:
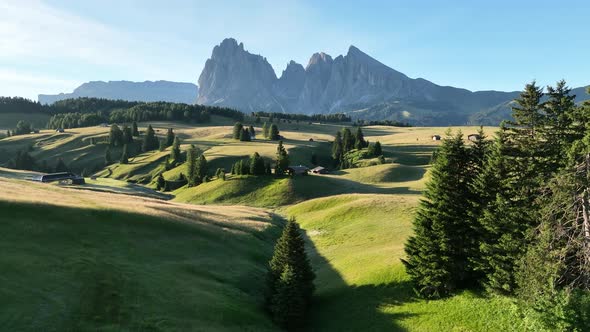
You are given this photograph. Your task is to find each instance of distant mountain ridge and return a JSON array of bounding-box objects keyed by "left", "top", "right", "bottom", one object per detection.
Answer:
[
  {"left": 197, "top": 38, "right": 589, "bottom": 125},
  {"left": 39, "top": 80, "right": 198, "bottom": 105}
]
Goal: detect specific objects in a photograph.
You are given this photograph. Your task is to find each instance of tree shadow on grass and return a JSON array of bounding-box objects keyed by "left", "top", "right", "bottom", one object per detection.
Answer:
[{"left": 300, "top": 229, "right": 418, "bottom": 331}]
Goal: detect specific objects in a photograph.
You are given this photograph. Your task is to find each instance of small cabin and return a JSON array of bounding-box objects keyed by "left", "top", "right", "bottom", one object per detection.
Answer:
[
  {"left": 33, "top": 172, "right": 85, "bottom": 185},
  {"left": 311, "top": 166, "right": 328, "bottom": 174},
  {"left": 287, "top": 165, "right": 309, "bottom": 176},
  {"left": 468, "top": 134, "right": 481, "bottom": 142},
  {"left": 432, "top": 135, "right": 441, "bottom": 141},
  {"left": 56, "top": 128, "right": 65, "bottom": 133}
]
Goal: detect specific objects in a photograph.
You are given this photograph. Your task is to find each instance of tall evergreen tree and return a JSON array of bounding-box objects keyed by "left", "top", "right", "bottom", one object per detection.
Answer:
[
  {"left": 156, "top": 173, "right": 166, "bottom": 191},
  {"left": 332, "top": 131, "right": 343, "bottom": 166},
  {"left": 269, "top": 124, "right": 280, "bottom": 140},
  {"left": 109, "top": 124, "right": 124, "bottom": 147},
  {"left": 341, "top": 128, "right": 354, "bottom": 153},
  {"left": 262, "top": 122, "right": 269, "bottom": 138},
  {"left": 132, "top": 121, "right": 139, "bottom": 136},
  {"left": 195, "top": 155, "right": 208, "bottom": 184},
  {"left": 403, "top": 131, "right": 476, "bottom": 298},
  {"left": 165, "top": 128, "right": 175, "bottom": 147},
  {"left": 170, "top": 136, "right": 181, "bottom": 163},
  {"left": 186, "top": 145, "right": 197, "bottom": 187},
  {"left": 233, "top": 122, "right": 244, "bottom": 140},
  {"left": 249, "top": 125, "right": 256, "bottom": 139},
  {"left": 250, "top": 152, "right": 266, "bottom": 175},
  {"left": 240, "top": 128, "right": 251, "bottom": 141},
  {"left": 275, "top": 141, "right": 289, "bottom": 176},
  {"left": 267, "top": 218, "right": 315, "bottom": 327},
  {"left": 542, "top": 80, "right": 578, "bottom": 172},
  {"left": 477, "top": 83, "right": 549, "bottom": 293},
  {"left": 354, "top": 127, "right": 366, "bottom": 149},
  {"left": 120, "top": 144, "right": 129, "bottom": 164},
  {"left": 142, "top": 125, "right": 159, "bottom": 152},
  {"left": 122, "top": 125, "right": 133, "bottom": 144}
]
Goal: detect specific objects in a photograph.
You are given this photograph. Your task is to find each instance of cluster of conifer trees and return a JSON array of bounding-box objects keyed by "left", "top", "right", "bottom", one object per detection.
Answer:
[
  {"left": 46, "top": 98, "right": 244, "bottom": 129},
  {"left": 403, "top": 81, "right": 590, "bottom": 330},
  {"left": 232, "top": 122, "right": 256, "bottom": 141},
  {"left": 331, "top": 127, "right": 383, "bottom": 168},
  {"left": 230, "top": 141, "right": 290, "bottom": 177},
  {"left": 251, "top": 111, "right": 351, "bottom": 123}
]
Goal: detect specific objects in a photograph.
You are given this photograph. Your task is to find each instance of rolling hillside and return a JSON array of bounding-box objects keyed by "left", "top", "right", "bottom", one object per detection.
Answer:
[
  {"left": 0, "top": 120, "right": 532, "bottom": 331},
  {"left": 0, "top": 175, "right": 282, "bottom": 331}
]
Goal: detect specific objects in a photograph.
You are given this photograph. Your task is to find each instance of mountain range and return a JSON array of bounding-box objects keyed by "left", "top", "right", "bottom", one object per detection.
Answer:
[
  {"left": 37, "top": 39, "right": 589, "bottom": 125},
  {"left": 197, "top": 38, "right": 589, "bottom": 125},
  {"left": 38, "top": 80, "right": 198, "bottom": 105}
]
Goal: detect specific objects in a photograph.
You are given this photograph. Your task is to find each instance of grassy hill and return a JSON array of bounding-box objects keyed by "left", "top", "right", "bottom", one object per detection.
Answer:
[
  {"left": 0, "top": 176, "right": 283, "bottom": 331},
  {"left": 1, "top": 120, "right": 522, "bottom": 331}
]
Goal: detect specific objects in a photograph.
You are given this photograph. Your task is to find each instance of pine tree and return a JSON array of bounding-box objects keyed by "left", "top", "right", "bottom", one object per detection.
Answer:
[
  {"left": 310, "top": 153, "right": 317, "bottom": 166},
  {"left": 165, "top": 128, "right": 175, "bottom": 147},
  {"left": 341, "top": 128, "right": 354, "bottom": 153},
  {"left": 122, "top": 125, "right": 133, "bottom": 144},
  {"left": 170, "top": 136, "right": 181, "bottom": 163},
  {"left": 142, "top": 125, "right": 159, "bottom": 152},
  {"left": 269, "top": 124, "right": 280, "bottom": 140},
  {"left": 132, "top": 121, "right": 139, "bottom": 136},
  {"left": 270, "top": 264, "right": 307, "bottom": 329},
  {"left": 275, "top": 141, "right": 289, "bottom": 176},
  {"left": 542, "top": 80, "right": 578, "bottom": 172},
  {"left": 267, "top": 218, "right": 315, "bottom": 326},
  {"left": 156, "top": 173, "right": 166, "bottom": 191},
  {"left": 476, "top": 83, "right": 549, "bottom": 294},
  {"left": 233, "top": 122, "right": 244, "bottom": 140},
  {"left": 186, "top": 145, "right": 197, "bottom": 187},
  {"left": 332, "top": 131, "right": 343, "bottom": 167},
  {"left": 120, "top": 144, "right": 129, "bottom": 164},
  {"left": 403, "top": 131, "right": 476, "bottom": 298},
  {"left": 109, "top": 124, "right": 123, "bottom": 146},
  {"left": 250, "top": 152, "right": 266, "bottom": 175},
  {"left": 240, "top": 128, "right": 251, "bottom": 141},
  {"left": 195, "top": 155, "right": 208, "bottom": 184},
  {"left": 354, "top": 127, "right": 366, "bottom": 149},
  {"left": 368, "top": 141, "right": 383, "bottom": 157},
  {"left": 249, "top": 125, "right": 256, "bottom": 139},
  {"left": 262, "top": 122, "right": 269, "bottom": 138}
]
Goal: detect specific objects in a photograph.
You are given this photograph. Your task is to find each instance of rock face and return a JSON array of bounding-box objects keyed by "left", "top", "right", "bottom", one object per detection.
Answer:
[
  {"left": 197, "top": 38, "right": 282, "bottom": 112},
  {"left": 196, "top": 38, "right": 589, "bottom": 125},
  {"left": 39, "top": 80, "right": 198, "bottom": 105}
]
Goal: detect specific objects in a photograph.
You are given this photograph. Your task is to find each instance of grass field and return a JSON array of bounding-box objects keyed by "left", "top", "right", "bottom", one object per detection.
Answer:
[
  {"left": 0, "top": 177, "right": 282, "bottom": 331},
  {"left": 0, "top": 120, "right": 518, "bottom": 331}
]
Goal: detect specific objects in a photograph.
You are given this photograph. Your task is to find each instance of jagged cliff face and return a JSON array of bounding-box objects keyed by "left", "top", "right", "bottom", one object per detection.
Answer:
[
  {"left": 195, "top": 38, "right": 589, "bottom": 125},
  {"left": 196, "top": 38, "right": 282, "bottom": 112}
]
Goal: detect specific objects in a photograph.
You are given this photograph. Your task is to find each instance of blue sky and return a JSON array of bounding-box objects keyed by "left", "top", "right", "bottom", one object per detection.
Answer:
[{"left": 1, "top": 0, "right": 589, "bottom": 100}]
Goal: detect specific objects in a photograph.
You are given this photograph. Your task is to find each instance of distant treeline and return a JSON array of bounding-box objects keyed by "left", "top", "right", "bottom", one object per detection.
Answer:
[
  {"left": 354, "top": 119, "right": 412, "bottom": 127},
  {"left": 38, "top": 98, "right": 244, "bottom": 129},
  {"left": 0, "top": 97, "right": 47, "bottom": 114},
  {"left": 251, "top": 111, "right": 351, "bottom": 123}
]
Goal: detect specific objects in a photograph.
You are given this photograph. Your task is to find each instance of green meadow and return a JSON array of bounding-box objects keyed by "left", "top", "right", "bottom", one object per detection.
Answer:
[{"left": 0, "top": 119, "right": 527, "bottom": 331}]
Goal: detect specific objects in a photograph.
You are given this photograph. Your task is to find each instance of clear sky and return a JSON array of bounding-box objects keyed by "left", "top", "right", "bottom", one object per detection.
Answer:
[{"left": 2, "top": 0, "right": 589, "bottom": 100}]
